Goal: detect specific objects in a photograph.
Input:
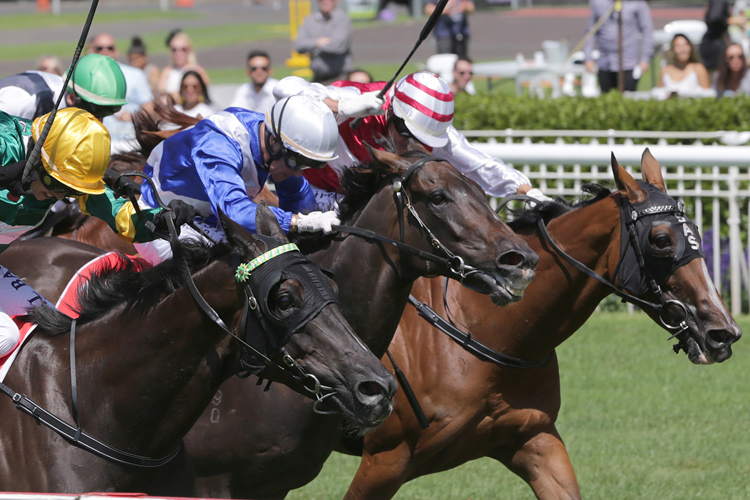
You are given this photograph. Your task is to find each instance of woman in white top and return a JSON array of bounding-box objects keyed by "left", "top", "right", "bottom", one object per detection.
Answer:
[
  {"left": 174, "top": 70, "right": 217, "bottom": 119},
  {"left": 158, "top": 30, "right": 211, "bottom": 103},
  {"left": 656, "top": 34, "right": 714, "bottom": 98}
]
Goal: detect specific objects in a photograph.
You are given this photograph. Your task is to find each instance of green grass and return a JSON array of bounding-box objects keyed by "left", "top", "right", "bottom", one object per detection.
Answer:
[
  {"left": 0, "top": 10, "right": 198, "bottom": 32},
  {"left": 288, "top": 312, "right": 750, "bottom": 500}
]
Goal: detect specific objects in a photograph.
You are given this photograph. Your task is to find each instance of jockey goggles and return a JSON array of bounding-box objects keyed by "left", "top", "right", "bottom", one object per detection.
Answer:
[
  {"left": 36, "top": 163, "right": 85, "bottom": 197},
  {"left": 264, "top": 127, "right": 327, "bottom": 171}
]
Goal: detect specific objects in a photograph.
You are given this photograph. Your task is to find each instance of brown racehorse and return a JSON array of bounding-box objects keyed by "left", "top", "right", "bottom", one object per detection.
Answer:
[
  {"left": 340, "top": 151, "right": 742, "bottom": 500},
  {"left": 0, "top": 206, "right": 397, "bottom": 494}
]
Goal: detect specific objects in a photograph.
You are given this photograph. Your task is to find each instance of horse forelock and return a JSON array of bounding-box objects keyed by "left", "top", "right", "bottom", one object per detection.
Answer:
[{"left": 508, "top": 183, "right": 612, "bottom": 231}]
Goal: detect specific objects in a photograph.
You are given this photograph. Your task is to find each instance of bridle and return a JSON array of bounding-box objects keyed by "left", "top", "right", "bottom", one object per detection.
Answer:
[
  {"left": 332, "top": 153, "right": 484, "bottom": 282},
  {"left": 498, "top": 187, "right": 698, "bottom": 349}
]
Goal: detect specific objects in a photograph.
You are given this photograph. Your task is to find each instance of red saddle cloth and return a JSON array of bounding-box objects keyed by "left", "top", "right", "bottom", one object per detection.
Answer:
[{"left": 0, "top": 252, "right": 150, "bottom": 379}]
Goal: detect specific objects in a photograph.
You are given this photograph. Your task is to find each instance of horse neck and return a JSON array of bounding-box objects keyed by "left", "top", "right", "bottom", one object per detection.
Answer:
[
  {"left": 314, "top": 191, "right": 416, "bottom": 357},
  {"left": 78, "top": 259, "right": 239, "bottom": 456},
  {"left": 472, "top": 196, "right": 623, "bottom": 361}
]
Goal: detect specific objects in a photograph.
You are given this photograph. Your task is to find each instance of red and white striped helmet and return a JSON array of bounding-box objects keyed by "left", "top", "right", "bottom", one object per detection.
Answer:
[{"left": 389, "top": 71, "right": 454, "bottom": 148}]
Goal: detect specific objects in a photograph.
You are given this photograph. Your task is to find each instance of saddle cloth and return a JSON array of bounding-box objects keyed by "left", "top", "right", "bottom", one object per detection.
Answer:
[{"left": 0, "top": 252, "right": 149, "bottom": 382}]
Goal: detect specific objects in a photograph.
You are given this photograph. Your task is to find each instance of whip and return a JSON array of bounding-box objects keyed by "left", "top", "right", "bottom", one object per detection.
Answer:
[
  {"left": 351, "top": 0, "right": 450, "bottom": 129},
  {"left": 22, "top": 0, "right": 101, "bottom": 187}
]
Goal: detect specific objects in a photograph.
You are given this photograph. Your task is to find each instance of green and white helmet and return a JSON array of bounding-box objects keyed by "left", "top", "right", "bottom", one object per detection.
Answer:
[{"left": 66, "top": 54, "right": 128, "bottom": 106}]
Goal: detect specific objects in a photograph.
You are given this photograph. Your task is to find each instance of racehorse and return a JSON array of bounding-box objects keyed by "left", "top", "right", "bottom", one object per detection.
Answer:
[
  {"left": 0, "top": 205, "right": 396, "bottom": 494},
  {"left": 182, "top": 146, "right": 538, "bottom": 498},
  {"left": 339, "top": 151, "right": 742, "bottom": 500}
]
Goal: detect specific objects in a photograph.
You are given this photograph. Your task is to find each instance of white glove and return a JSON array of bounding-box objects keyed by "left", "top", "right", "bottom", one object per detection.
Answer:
[
  {"left": 337, "top": 91, "right": 385, "bottom": 119},
  {"left": 525, "top": 188, "right": 552, "bottom": 208},
  {"left": 295, "top": 211, "right": 340, "bottom": 234}
]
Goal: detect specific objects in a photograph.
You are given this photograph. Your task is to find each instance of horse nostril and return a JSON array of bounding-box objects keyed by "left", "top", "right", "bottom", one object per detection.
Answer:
[
  {"left": 358, "top": 381, "right": 386, "bottom": 398},
  {"left": 497, "top": 251, "right": 524, "bottom": 268},
  {"left": 708, "top": 329, "right": 740, "bottom": 346}
]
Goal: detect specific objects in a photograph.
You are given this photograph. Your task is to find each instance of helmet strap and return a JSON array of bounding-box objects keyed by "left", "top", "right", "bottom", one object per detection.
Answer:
[{"left": 264, "top": 97, "right": 295, "bottom": 169}]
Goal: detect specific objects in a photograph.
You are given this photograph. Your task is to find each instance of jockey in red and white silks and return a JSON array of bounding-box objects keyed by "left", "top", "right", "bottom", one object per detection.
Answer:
[{"left": 273, "top": 72, "right": 547, "bottom": 211}]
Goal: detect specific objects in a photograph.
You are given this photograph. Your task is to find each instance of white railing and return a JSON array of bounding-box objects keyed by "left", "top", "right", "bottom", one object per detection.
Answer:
[{"left": 463, "top": 130, "right": 750, "bottom": 315}]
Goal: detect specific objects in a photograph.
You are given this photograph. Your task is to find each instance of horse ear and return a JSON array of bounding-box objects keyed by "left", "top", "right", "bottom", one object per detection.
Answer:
[
  {"left": 640, "top": 148, "right": 667, "bottom": 193},
  {"left": 610, "top": 152, "right": 646, "bottom": 203},
  {"left": 366, "top": 144, "right": 407, "bottom": 174},
  {"left": 255, "top": 201, "right": 289, "bottom": 243},
  {"left": 218, "top": 208, "right": 264, "bottom": 255}
]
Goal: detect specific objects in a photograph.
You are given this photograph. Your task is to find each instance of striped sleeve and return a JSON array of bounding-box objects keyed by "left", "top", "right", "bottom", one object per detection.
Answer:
[{"left": 77, "top": 185, "right": 162, "bottom": 243}]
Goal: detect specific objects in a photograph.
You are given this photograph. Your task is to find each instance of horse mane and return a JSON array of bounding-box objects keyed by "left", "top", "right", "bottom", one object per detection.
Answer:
[
  {"left": 28, "top": 239, "right": 232, "bottom": 335},
  {"left": 508, "top": 183, "right": 612, "bottom": 231},
  {"left": 130, "top": 95, "right": 200, "bottom": 158},
  {"left": 337, "top": 147, "right": 429, "bottom": 224}
]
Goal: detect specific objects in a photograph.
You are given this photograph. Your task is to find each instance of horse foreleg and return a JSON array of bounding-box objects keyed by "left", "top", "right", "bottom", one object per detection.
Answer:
[
  {"left": 491, "top": 429, "right": 581, "bottom": 500},
  {"left": 344, "top": 442, "right": 413, "bottom": 500}
]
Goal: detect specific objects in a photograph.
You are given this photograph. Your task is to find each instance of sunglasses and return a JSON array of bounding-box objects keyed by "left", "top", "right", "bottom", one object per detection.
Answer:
[
  {"left": 94, "top": 45, "right": 115, "bottom": 52},
  {"left": 250, "top": 66, "right": 269, "bottom": 72},
  {"left": 38, "top": 167, "right": 84, "bottom": 197},
  {"left": 456, "top": 70, "right": 473, "bottom": 76},
  {"left": 171, "top": 46, "right": 189, "bottom": 52}
]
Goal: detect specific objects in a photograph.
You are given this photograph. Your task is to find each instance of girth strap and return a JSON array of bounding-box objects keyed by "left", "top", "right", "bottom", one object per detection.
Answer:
[{"left": 407, "top": 294, "right": 550, "bottom": 369}]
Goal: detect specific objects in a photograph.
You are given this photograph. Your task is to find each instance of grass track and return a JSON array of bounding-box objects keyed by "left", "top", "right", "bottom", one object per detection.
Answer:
[{"left": 288, "top": 311, "right": 750, "bottom": 500}]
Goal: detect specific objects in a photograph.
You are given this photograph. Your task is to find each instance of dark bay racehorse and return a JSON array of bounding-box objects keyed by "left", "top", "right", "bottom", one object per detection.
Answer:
[
  {"left": 0, "top": 205, "right": 396, "bottom": 494},
  {"left": 341, "top": 151, "right": 742, "bottom": 500}
]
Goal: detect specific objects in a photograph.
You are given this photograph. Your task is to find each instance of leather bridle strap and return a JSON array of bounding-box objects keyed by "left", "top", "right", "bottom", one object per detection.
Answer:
[{"left": 407, "top": 294, "right": 551, "bottom": 369}]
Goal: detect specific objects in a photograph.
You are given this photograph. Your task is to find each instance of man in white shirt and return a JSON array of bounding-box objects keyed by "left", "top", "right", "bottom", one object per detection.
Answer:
[{"left": 229, "top": 50, "right": 279, "bottom": 113}]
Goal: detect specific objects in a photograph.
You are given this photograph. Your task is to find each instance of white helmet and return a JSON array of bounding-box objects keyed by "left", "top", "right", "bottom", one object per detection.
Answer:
[
  {"left": 265, "top": 96, "right": 339, "bottom": 164},
  {"left": 389, "top": 71, "right": 454, "bottom": 148}
]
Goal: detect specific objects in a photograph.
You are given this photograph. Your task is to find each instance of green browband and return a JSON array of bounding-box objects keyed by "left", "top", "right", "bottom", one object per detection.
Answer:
[{"left": 235, "top": 243, "right": 300, "bottom": 283}]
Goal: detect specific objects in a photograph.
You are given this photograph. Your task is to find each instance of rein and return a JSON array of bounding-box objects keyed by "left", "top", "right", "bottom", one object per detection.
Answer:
[
  {"left": 332, "top": 155, "right": 482, "bottom": 282},
  {"left": 497, "top": 194, "right": 692, "bottom": 339}
]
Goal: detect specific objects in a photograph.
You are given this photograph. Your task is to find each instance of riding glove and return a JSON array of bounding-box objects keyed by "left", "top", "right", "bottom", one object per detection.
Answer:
[
  {"left": 525, "top": 188, "right": 552, "bottom": 207},
  {"left": 0, "top": 161, "right": 33, "bottom": 199},
  {"left": 337, "top": 91, "right": 385, "bottom": 120},
  {"left": 153, "top": 199, "right": 197, "bottom": 235},
  {"left": 295, "top": 211, "right": 340, "bottom": 234}
]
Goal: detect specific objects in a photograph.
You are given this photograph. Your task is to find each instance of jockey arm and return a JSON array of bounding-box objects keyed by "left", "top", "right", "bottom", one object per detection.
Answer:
[
  {"left": 76, "top": 186, "right": 163, "bottom": 243},
  {"left": 434, "top": 127, "right": 533, "bottom": 198}
]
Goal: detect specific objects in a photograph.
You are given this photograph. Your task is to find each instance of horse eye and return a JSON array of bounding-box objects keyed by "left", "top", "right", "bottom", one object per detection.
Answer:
[
  {"left": 429, "top": 192, "right": 447, "bottom": 205},
  {"left": 654, "top": 234, "right": 672, "bottom": 249},
  {"left": 275, "top": 294, "right": 295, "bottom": 311}
]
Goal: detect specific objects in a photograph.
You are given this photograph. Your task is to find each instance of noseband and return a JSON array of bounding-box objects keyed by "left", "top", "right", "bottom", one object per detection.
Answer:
[{"left": 333, "top": 154, "right": 482, "bottom": 281}]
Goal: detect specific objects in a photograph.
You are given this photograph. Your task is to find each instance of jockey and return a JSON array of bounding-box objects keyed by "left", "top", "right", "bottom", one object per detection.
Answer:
[
  {"left": 0, "top": 53, "right": 128, "bottom": 122},
  {"left": 273, "top": 72, "right": 549, "bottom": 210},
  {"left": 133, "top": 95, "right": 341, "bottom": 265},
  {"left": 0, "top": 107, "right": 193, "bottom": 357}
]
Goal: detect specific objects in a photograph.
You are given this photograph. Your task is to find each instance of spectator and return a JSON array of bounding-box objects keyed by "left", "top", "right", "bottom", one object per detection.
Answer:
[
  {"left": 229, "top": 50, "right": 278, "bottom": 113},
  {"left": 36, "top": 55, "right": 63, "bottom": 76},
  {"left": 655, "top": 34, "right": 714, "bottom": 98},
  {"left": 127, "top": 36, "right": 160, "bottom": 93},
  {"left": 450, "top": 57, "right": 475, "bottom": 95},
  {"left": 700, "top": 0, "right": 746, "bottom": 73},
  {"left": 583, "top": 0, "right": 653, "bottom": 93},
  {"left": 425, "top": 0, "right": 474, "bottom": 59},
  {"left": 88, "top": 33, "right": 153, "bottom": 110},
  {"left": 159, "top": 30, "right": 211, "bottom": 103},
  {"left": 293, "top": 0, "right": 354, "bottom": 84},
  {"left": 175, "top": 70, "right": 217, "bottom": 119},
  {"left": 713, "top": 42, "right": 750, "bottom": 95},
  {"left": 346, "top": 69, "right": 373, "bottom": 84}
]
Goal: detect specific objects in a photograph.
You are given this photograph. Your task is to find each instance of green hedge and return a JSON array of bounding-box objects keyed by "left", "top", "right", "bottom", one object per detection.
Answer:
[{"left": 453, "top": 92, "right": 750, "bottom": 132}]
